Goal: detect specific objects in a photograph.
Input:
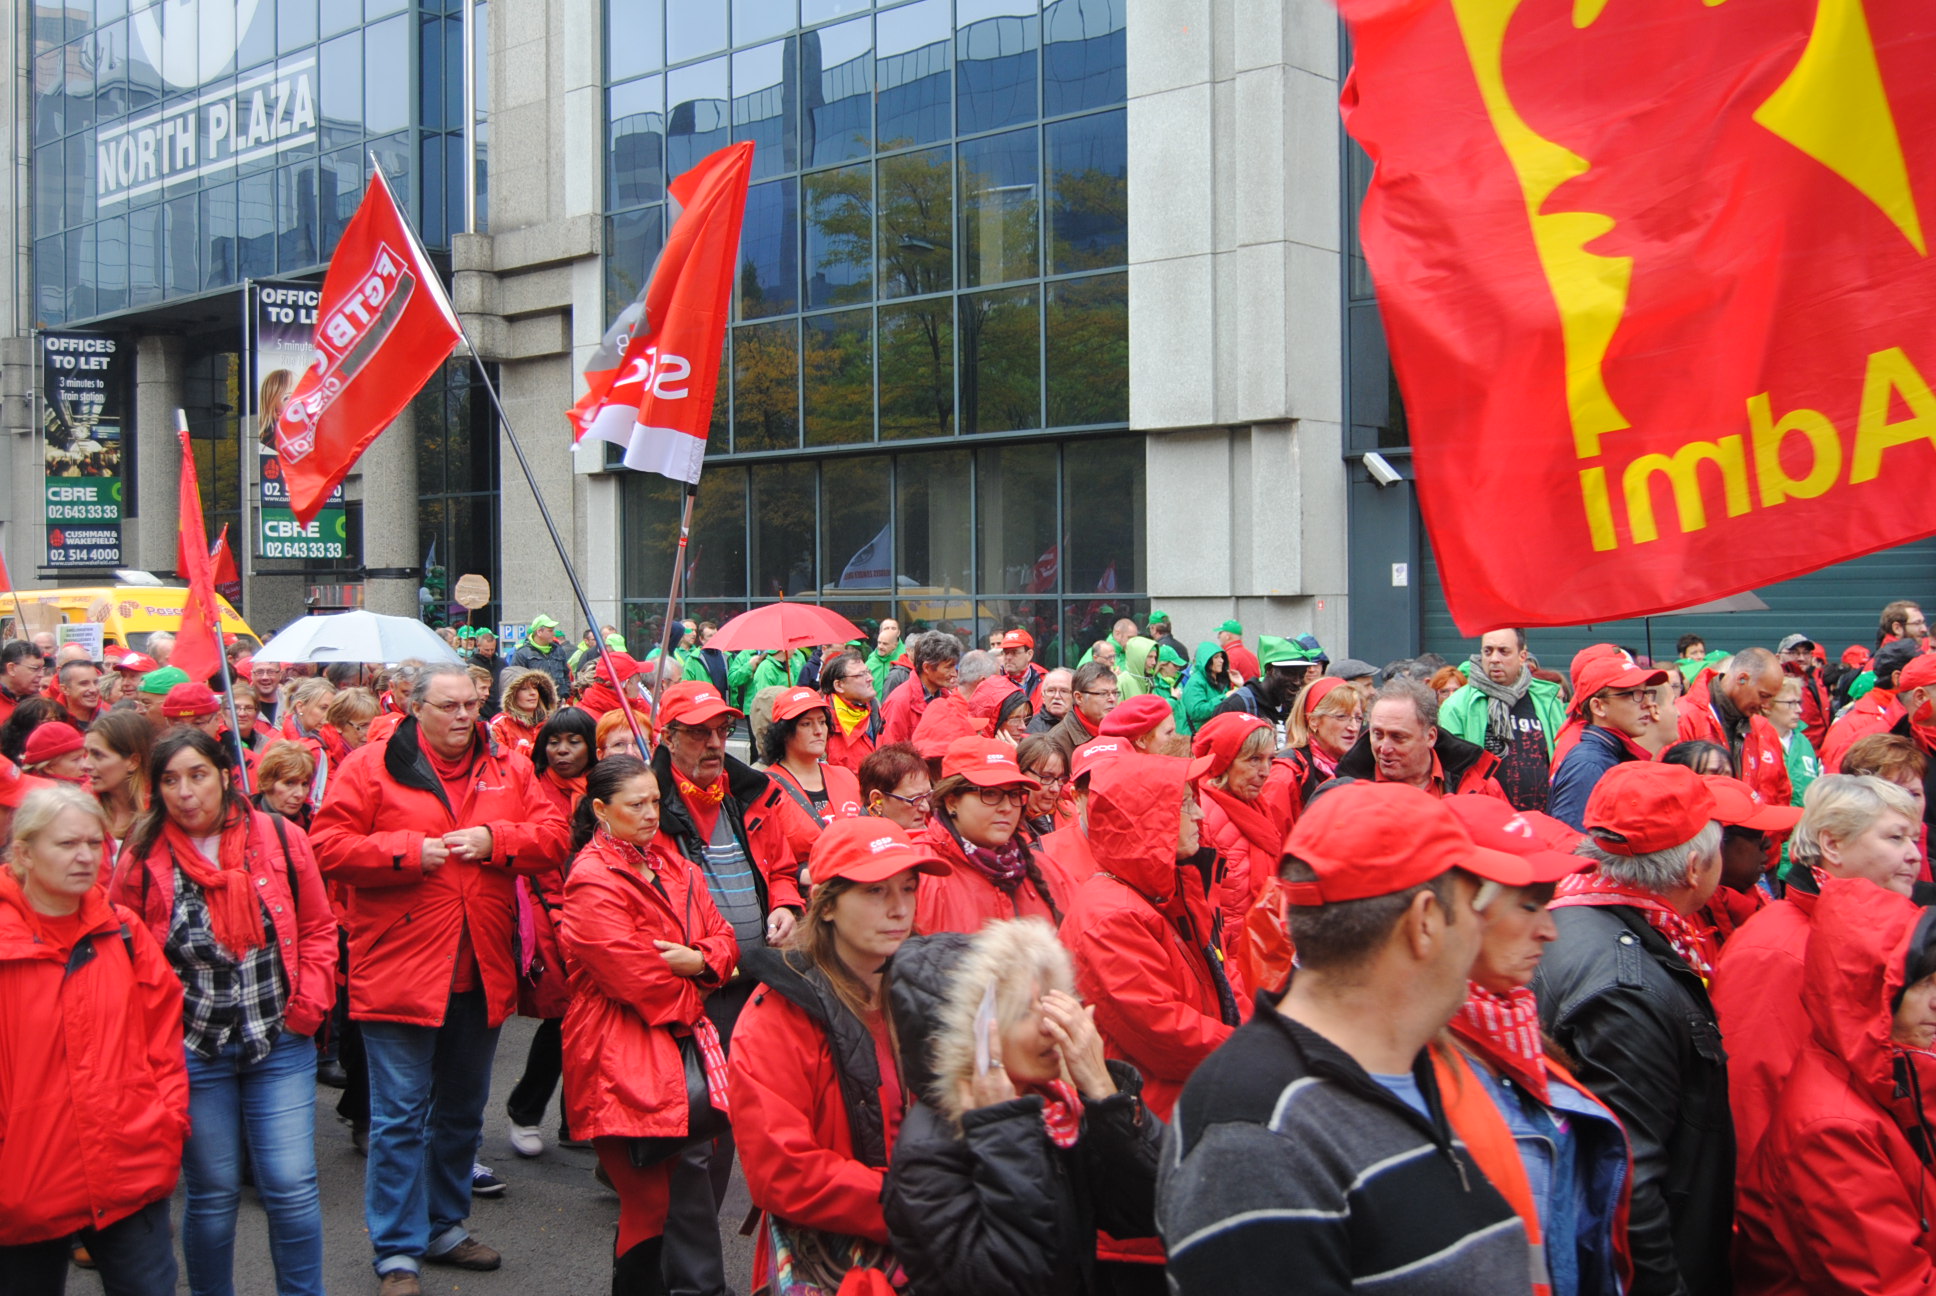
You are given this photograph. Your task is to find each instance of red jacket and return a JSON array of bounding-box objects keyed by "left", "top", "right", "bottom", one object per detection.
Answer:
[
  {"left": 1707, "top": 889, "right": 1818, "bottom": 1171},
  {"left": 518, "top": 768, "right": 584, "bottom": 1020},
  {"left": 1061, "top": 754, "right": 1243, "bottom": 1123},
  {"left": 768, "top": 759, "right": 867, "bottom": 844},
  {"left": 1676, "top": 681, "right": 1792, "bottom": 809},
  {"left": 913, "top": 815, "right": 1057, "bottom": 935},
  {"left": 824, "top": 705, "right": 878, "bottom": 774},
  {"left": 1197, "top": 782, "right": 1282, "bottom": 942},
  {"left": 110, "top": 807, "right": 340, "bottom": 1040},
  {"left": 0, "top": 875, "right": 188, "bottom": 1246},
  {"left": 879, "top": 676, "right": 934, "bottom": 747},
  {"left": 1033, "top": 823, "right": 1099, "bottom": 912},
  {"left": 558, "top": 833, "right": 737, "bottom": 1140},
  {"left": 1735, "top": 879, "right": 1936, "bottom": 1294},
  {"left": 309, "top": 719, "right": 571, "bottom": 1027},
  {"left": 1821, "top": 690, "right": 1904, "bottom": 772},
  {"left": 1789, "top": 664, "right": 1832, "bottom": 752}
]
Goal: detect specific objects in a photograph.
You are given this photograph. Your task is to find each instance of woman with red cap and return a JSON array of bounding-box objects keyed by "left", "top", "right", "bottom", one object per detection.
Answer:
[
  {"left": 763, "top": 686, "right": 865, "bottom": 831},
  {"left": 20, "top": 721, "right": 90, "bottom": 785},
  {"left": 1189, "top": 713, "right": 1283, "bottom": 939},
  {"left": 914, "top": 738, "right": 1060, "bottom": 934},
  {"left": 728, "top": 817, "right": 952, "bottom": 1293},
  {"left": 1100, "top": 694, "right": 1184, "bottom": 757},
  {"left": 559, "top": 754, "right": 739, "bottom": 1295},
  {"left": 1279, "top": 677, "right": 1364, "bottom": 808}
]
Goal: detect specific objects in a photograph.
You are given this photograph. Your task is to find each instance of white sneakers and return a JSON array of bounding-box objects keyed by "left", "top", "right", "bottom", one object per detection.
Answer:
[{"left": 507, "top": 1124, "right": 544, "bottom": 1158}]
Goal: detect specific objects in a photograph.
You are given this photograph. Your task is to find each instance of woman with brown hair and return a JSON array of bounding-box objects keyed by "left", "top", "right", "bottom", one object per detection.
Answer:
[
  {"left": 86, "top": 708, "right": 153, "bottom": 848},
  {"left": 913, "top": 738, "right": 1058, "bottom": 936},
  {"left": 488, "top": 667, "right": 557, "bottom": 757}
]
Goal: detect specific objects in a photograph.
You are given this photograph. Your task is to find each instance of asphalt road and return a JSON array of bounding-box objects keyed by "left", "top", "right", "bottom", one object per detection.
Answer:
[{"left": 67, "top": 1014, "right": 757, "bottom": 1296}]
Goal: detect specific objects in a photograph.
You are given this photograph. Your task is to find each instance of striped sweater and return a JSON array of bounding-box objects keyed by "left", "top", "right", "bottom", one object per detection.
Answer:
[{"left": 1158, "top": 1004, "right": 1533, "bottom": 1295}]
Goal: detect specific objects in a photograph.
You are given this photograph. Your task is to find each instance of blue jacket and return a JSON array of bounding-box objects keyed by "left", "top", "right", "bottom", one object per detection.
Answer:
[{"left": 1547, "top": 726, "right": 1645, "bottom": 831}]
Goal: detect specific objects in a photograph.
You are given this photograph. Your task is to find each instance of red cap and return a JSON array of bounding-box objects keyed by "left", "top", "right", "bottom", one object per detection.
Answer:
[
  {"left": 1282, "top": 782, "right": 1534, "bottom": 904},
  {"left": 1188, "top": 711, "right": 1273, "bottom": 783},
  {"left": 657, "top": 681, "right": 742, "bottom": 727},
  {"left": 1901, "top": 655, "right": 1936, "bottom": 692},
  {"left": 808, "top": 817, "right": 951, "bottom": 885},
  {"left": 162, "top": 682, "right": 223, "bottom": 719},
  {"left": 1703, "top": 776, "right": 1804, "bottom": 834},
  {"left": 1302, "top": 676, "right": 1350, "bottom": 714},
  {"left": 102, "top": 643, "right": 128, "bottom": 663},
  {"left": 594, "top": 652, "right": 644, "bottom": 684},
  {"left": 236, "top": 654, "right": 256, "bottom": 676},
  {"left": 940, "top": 737, "right": 1040, "bottom": 789},
  {"left": 771, "top": 686, "right": 829, "bottom": 722},
  {"left": 1842, "top": 644, "right": 1873, "bottom": 668},
  {"left": 0, "top": 755, "right": 51, "bottom": 808},
  {"left": 22, "top": 723, "right": 85, "bottom": 767},
  {"left": 1100, "top": 694, "right": 1172, "bottom": 739},
  {"left": 998, "top": 629, "right": 1034, "bottom": 651},
  {"left": 1572, "top": 657, "right": 1668, "bottom": 708},
  {"left": 1072, "top": 736, "right": 1128, "bottom": 782},
  {"left": 113, "top": 651, "right": 159, "bottom": 674},
  {"left": 1443, "top": 797, "right": 1588, "bottom": 884},
  {"left": 1584, "top": 762, "right": 1720, "bottom": 855}
]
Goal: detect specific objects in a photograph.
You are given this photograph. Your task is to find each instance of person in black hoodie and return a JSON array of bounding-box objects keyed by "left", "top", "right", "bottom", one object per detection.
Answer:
[{"left": 882, "top": 919, "right": 1161, "bottom": 1296}]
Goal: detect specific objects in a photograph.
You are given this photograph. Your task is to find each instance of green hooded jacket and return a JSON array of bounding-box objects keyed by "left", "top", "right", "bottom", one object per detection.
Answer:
[
  {"left": 1178, "top": 640, "right": 1234, "bottom": 735},
  {"left": 1115, "top": 635, "right": 1157, "bottom": 698}
]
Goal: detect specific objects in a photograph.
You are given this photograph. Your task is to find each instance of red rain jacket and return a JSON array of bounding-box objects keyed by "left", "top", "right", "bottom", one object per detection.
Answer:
[
  {"left": 1676, "top": 679, "right": 1792, "bottom": 811},
  {"left": 1712, "top": 889, "right": 1823, "bottom": 1168},
  {"left": 110, "top": 807, "right": 339, "bottom": 1040},
  {"left": 558, "top": 833, "right": 737, "bottom": 1140},
  {"left": 879, "top": 676, "right": 934, "bottom": 747},
  {"left": 913, "top": 814, "right": 1056, "bottom": 935},
  {"left": 310, "top": 719, "right": 571, "bottom": 1027},
  {"left": 1033, "top": 822, "right": 1099, "bottom": 912},
  {"left": 0, "top": 875, "right": 189, "bottom": 1246},
  {"left": 1821, "top": 690, "right": 1905, "bottom": 773},
  {"left": 1735, "top": 879, "right": 1936, "bottom": 1294}
]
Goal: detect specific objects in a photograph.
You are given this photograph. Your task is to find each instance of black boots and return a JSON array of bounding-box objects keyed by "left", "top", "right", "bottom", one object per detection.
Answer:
[{"left": 612, "top": 1237, "right": 666, "bottom": 1296}]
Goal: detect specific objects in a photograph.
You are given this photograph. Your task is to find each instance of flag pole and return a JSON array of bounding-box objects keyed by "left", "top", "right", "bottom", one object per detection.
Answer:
[
  {"left": 647, "top": 485, "right": 698, "bottom": 726},
  {"left": 177, "top": 409, "right": 255, "bottom": 794}
]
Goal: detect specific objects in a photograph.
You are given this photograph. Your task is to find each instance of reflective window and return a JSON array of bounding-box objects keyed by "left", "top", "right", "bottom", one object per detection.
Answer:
[
  {"left": 822, "top": 455, "right": 891, "bottom": 590},
  {"left": 895, "top": 448, "right": 972, "bottom": 596},
  {"left": 802, "top": 17, "right": 870, "bottom": 168},
  {"left": 94, "top": 21, "right": 130, "bottom": 121},
  {"left": 733, "top": 40, "right": 796, "bottom": 180},
  {"left": 957, "top": 0, "right": 1038, "bottom": 136},
  {"left": 752, "top": 461, "right": 817, "bottom": 599},
  {"left": 734, "top": 0, "right": 798, "bottom": 46},
  {"left": 803, "top": 309, "right": 873, "bottom": 445},
  {"left": 365, "top": 17, "right": 411, "bottom": 135},
  {"left": 876, "top": 0, "right": 950, "bottom": 149},
  {"left": 69, "top": 223, "right": 96, "bottom": 320},
  {"left": 607, "top": 0, "right": 665, "bottom": 83},
  {"left": 94, "top": 213, "right": 129, "bottom": 315},
  {"left": 740, "top": 178, "right": 799, "bottom": 318},
  {"left": 1043, "top": 0, "right": 1124, "bottom": 115},
  {"left": 320, "top": 146, "right": 364, "bottom": 250},
  {"left": 199, "top": 2, "right": 234, "bottom": 80},
  {"left": 201, "top": 181, "right": 236, "bottom": 290},
  {"left": 279, "top": 159, "right": 320, "bottom": 270},
  {"left": 322, "top": 0, "right": 362, "bottom": 38},
  {"left": 959, "top": 285, "right": 1037, "bottom": 433},
  {"left": 1063, "top": 434, "right": 1143, "bottom": 593},
  {"left": 34, "top": 145, "right": 62, "bottom": 235},
  {"left": 959, "top": 128, "right": 1038, "bottom": 287},
  {"left": 804, "top": 164, "right": 871, "bottom": 308},
  {"left": 609, "top": 76, "right": 666, "bottom": 208},
  {"left": 667, "top": 58, "right": 729, "bottom": 181},
  {"left": 1045, "top": 107, "right": 1124, "bottom": 273},
  {"left": 977, "top": 441, "right": 1057, "bottom": 594},
  {"left": 237, "top": 169, "right": 275, "bottom": 279},
  {"left": 1046, "top": 272, "right": 1125, "bottom": 426},
  {"left": 606, "top": 205, "right": 664, "bottom": 321},
  {"left": 129, "top": 204, "right": 161, "bottom": 307},
  {"left": 238, "top": 0, "right": 275, "bottom": 70},
  {"left": 877, "top": 145, "right": 952, "bottom": 298},
  {"left": 63, "top": 135, "right": 89, "bottom": 230},
  {"left": 879, "top": 299, "right": 953, "bottom": 439},
  {"left": 689, "top": 467, "right": 750, "bottom": 599},
  {"left": 733, "top": 319, "right": 800, "bottom": 451},
  {"left": 34, "top": 49, "right": 63, "bottom": 145},
  {"left": 667, "top": 0, "right": 729, "bottom": 64},
  {"left": 164, "top": 193, "right": 199, "bottom": 297},
  {"left": 320, "top": 32, "right": 363, "bottom": 147},
  {"left": 421, "top": 134, "right": 447, "bottom": 246},
  {"left": 804, "top": 0, "right": 870, "bottom": 19},
  {"left": 368, "top": 0, "right": 409, "bottom": 18},
  {"left": 280, "top": 0, "right": 318, "bottom": 55},
  {"left": 66, "top": 37, "right": 94, "bottom": 136}
]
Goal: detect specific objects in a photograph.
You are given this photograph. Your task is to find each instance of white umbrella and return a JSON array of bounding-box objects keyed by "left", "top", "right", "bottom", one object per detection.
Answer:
[{"left": 252, "top": 610, "right": 464, "bottom": 665}]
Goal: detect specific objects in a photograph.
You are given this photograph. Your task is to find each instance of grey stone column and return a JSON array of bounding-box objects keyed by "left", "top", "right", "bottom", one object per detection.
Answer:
[
  {"left": 357, "top": 405, "right": 420, "bottom": 617},
  {"left": 128, "top": 332, "right": 186, "bottom": 573}
]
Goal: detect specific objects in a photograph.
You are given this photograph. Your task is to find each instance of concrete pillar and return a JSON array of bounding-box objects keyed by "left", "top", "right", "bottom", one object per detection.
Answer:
[
  {"left": 128, "top": 333, "right": 186, "bottom": 573},
  {"left": 358, "top": 406, "right": 420, "bottom": 617}
]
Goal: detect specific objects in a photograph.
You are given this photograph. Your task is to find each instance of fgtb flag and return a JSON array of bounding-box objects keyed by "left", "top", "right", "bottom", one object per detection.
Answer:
[
  {"left": 274, "top": 166, "right": 461, "bottom": 524},
  {"left": 571, "top": 142, "right": 754, "bottom": 484},
  {"left": 172, "top": 424, "right": 224, "bottom": 685},
  {"left": 1342, "top": 0, "right": 1936, "bottom": 632}
]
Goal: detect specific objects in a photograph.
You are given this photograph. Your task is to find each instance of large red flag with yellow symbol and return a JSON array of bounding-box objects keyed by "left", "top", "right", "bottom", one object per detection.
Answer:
[{"left": 1342, "top": 0, "right": 1936, "bottom": 632}]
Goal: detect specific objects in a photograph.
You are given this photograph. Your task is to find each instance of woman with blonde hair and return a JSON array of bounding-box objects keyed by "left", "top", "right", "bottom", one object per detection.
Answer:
[
  {"left": 320, "top": 686, "right": 379, "bottom": 764},
  {"left": 253, "top": 740, "right": 319, "bottom": 830},
  {"left": 1282, "top": 676, "right": 1364, "bottom": 801},
  {"left": 489, "top": 667, "right": 557, "bottom": 757}
]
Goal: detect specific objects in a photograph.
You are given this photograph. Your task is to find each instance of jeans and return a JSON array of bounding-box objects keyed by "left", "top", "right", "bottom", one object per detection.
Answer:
[
  {"left": 0, "top": 1197, "right": 178, "bottom": 1296},
  {"left": 183, "top": 1031, "right": 325, "bottom": 1296},
  {"left": 360, "top": 988, "right": 502, "bottom": 1275}
]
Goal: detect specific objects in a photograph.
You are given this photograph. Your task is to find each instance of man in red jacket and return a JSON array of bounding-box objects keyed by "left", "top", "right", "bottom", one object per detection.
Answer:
[
  {"left": 879, "top": 633, "right": 963, "bottom": 746},
  {"left": 1677, "top": 646, "right": 1792, "bottom": 810},
  {"left": 1822, "top": 638, "right": 1918, "bottom": 771},
  {"left": 311, "top": 662, "right": 570, "bottom": 1296},
  {"left": 0, "top": 639, "right": 45, "bottom": 728},
  {"left": 51, "top": 658, "right": 106, "bottom": 733}
]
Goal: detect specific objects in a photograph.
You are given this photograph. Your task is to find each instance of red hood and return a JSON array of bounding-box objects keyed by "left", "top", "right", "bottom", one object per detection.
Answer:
[
  {"left": 912, "top": 692, "right": 987, "bottom": 758},
  {"left": 968, "top": 676, "right": 1021, "bottom": 721},
  {"left": 1086, "top": 752, "right": 1189, "bottom": 903},
  {"left": 1804, "top": 878, "right": 1925, "bottom": 1110}
]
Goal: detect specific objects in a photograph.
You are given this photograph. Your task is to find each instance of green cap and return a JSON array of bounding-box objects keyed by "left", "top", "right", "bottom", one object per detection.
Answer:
[
  {"left": 139, "top": 665, "right": 190, "bottom": 696},
  {"left": 605, "top": 632, "right": 628, "bottom": 651},
  {"left": 1217, "top": 619, "right": 1244, "bottom": 636},
  {"left": 529, "top": 614, "right": 560, "bottom": 631},
  {"left": 1151, "top": 610, "right": 1171, "bottom": 624},
  {"left": 1257, "top": 635, "right": 1305, "bottom": 669},
  {"left": 1156, "top": 643, "right": 1187, "bottom": 667}
]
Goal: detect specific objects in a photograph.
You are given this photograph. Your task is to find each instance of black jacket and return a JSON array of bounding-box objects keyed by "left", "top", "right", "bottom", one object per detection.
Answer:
[
  {"left": 1534, "top": 904, "right": 1734, "bottom": 1296},
  {"left": 1209, "top": 681, "right": 1291, "bottom": 729},
  {"left": 881, "top": 935, "right": 1161, "bottom": 1296}
]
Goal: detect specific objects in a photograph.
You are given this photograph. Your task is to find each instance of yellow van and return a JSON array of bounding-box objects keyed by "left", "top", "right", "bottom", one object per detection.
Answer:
[{"left": 0, "top": 584, "right": 258, "bottom": 654}]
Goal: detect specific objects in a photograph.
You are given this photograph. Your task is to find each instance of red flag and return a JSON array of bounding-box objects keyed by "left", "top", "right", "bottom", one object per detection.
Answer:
[
  {"left": 274, "top": 166, "right": 461, "bottom": 523},
  {"left": 570, "top": 142, "right": 754, "bottom": 484},
  {"left": 172, "top": 425, "right": 224, "bottom": 684},
  {"left": 1341, "top": 0, "right": 1936, "bottom": 631},
  {"left": 209, "top": 524, "right": 240, "bottom": 590}
]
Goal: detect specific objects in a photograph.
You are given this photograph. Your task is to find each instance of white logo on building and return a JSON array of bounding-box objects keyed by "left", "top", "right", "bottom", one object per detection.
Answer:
[{"left": 129, "top": 0, "right": 265, "bottom": 92}]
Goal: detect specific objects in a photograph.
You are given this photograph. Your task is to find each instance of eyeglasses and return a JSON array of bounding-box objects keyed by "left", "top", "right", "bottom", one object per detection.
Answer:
[
  {"left": 885, "top": 789, "right": 932, "bottom": 811},
  {"left": 1026, "top": 771, "right": 1066, "bottom": 789},
  {"left": 971, "top": 786, "right": 1029, "bottom": 807},
  {"left": 424, "top": 699, "right": 482, "bottom": 715},
  {"left": 1602, "top": 688, "right": 1653, "bottom": 705},
  {"left": 674, "top": 722, "right": 736, "bottom": 741},
  {"left": 1080, "top": 688, "right": 1120, "bottom": 701},
  {"left": 1769, "top": 697, "right": 1804, "bottom": 709}
]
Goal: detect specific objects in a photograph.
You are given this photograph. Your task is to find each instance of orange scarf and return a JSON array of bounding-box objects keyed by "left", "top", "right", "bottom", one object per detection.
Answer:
[
  {"left": 672, "top": 765, "right": 727, "bottom": 809},
  {"left": 161, "top": 811, "right": 267, "bottom": 957}
]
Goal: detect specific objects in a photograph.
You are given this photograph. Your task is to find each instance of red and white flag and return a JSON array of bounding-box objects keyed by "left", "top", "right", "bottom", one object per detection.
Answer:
[
  {"left": 172, "top": 424, "right": 224, "bottom": 685},
  {"left": 274, "top": 166, "right": 461, "bottom": 524},
  {"left": 570, "top": 142, "right": 754, "bottom": 485}
]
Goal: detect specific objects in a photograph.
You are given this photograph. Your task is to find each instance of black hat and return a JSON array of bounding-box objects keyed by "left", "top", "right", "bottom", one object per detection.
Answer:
[{"left": 1874, "top": 638, "right": 1922, "bottom": 688}]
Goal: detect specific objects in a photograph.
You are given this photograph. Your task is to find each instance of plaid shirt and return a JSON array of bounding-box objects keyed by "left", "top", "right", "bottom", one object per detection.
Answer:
[{"left": 165, "top": 860, "right": 289, "bottom": 1063}]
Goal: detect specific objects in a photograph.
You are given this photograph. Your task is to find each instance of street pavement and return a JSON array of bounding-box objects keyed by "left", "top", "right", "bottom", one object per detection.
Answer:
[{"left": 68, "top": 1014, "right": 757, "bottom": 1295}]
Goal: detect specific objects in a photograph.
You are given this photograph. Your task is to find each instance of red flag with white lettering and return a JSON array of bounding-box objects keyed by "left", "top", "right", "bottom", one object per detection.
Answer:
[
  {"left": 274, "top": 166, "right": 461, "bottom": 524},
  {"left": 172, "top": 426, "right": 224, "bottom": 685},
  {"left": 569, "top": 142, "right": 754, "bottom": 484}
]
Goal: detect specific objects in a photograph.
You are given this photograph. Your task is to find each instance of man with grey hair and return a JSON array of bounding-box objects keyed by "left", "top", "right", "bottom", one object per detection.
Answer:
[
  {"left": 1026, "top": 666, "right": 1074, "bottom": 735},
  {"left": 1047, "top": 660, "right": 1119, "bottom": 762},
  {"left": 144, "top": 629, "right": 176, "bottom": 668},
  {"left": 1535, "top": 760, "right": 1734, "bottom": 1296},
  {"left": 312, "top": 660, "right": 571, "bottom": 1293},
  {"left": 1332, "top": 677, "right": 1506, "bottom": 799},
  {"left": 880, "top": 630, "right": 962, "bottom": 745}
]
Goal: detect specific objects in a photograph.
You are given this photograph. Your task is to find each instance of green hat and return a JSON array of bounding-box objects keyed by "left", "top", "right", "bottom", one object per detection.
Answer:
[
  {"left": 1156, "top": 643, "right": 1187, "bottom": 667},
  {"left": 604, "top": 632, "right": 628, "bottom": 651},
  {"left": 1216, "top": 619, "right": 1244, "bottom": 636},
  {"left": 458, "top": 626, "right": 477, "bottom": 639},
  {"left": 139, "top": 665, "right": 190, "bottom": 696},
  {"left": 1257, "top": 635, "right": 1306, "bottom": 669},
  {"left": 1151, "top": 610, "right": 1171, "bottom": 624},
  {"left": 529, "top": 614, "right": 560, "bottom": 631}
]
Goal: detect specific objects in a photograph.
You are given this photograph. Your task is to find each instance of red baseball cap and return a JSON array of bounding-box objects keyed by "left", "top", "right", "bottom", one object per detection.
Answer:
[
  {"left": 594, "top": 652, "right": 644, "bottom": 684},
  {"left": 657, "top": 681, "right": 742, "bottom": 727},
  {"left": 1583, "top": 762, "right": 1719, "bottom": 855},
  {"left": 809, "top": 817, "right": 951, "bottom": 885},
  {"left": 998, "top": 629, "right": 1034, "bottom": 651},
  {"left": 1282, "top": 781, "right": 1534, "bottom": 904},
  {"left": 22, "top": 723, "right": 85, "bottom": 767},
  {"left": 1072, "top": 736, "right": 1128, "bottom": 782},
  {"left": 1572, "top": 657, "right": 1668, "bottom": 708},
  {"left": 113, "top": 651, "right": 159, "bottom": 675},
  {"left": 102, "top": 643, "right": 128, "bottom": 663},
  {"left": 161, "top": 682, "right": 223, "bottom": 719},
  {"left": 940, "top": 737, "right": 1040, "bottom": 789},
  {"left": 771, "top": 686, "right": 829, "bottom": 723},
  {"left": 1443, "top": 797, "right": 1588, "bottom": 884},
  {"left": 1703, "top": 776, "right": 1803, "bottom": 834},
  {"left": 1901, "top": 655, "right": 1936, "bottom": 692},
  {"left": 0, "top": 755, "right": 51, "bottom": 808},
  {"left": 1100, "top": 694, "right": 1172, "bottom": 739}
]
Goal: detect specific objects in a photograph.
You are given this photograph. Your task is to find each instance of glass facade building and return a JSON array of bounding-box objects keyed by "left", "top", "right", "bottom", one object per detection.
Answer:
[{"left": 606, "top": 0, "right": 1137, "bottom": 662}]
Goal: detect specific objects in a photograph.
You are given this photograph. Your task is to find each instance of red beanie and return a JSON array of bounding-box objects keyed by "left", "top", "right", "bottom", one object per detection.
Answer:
[{"left": 1099, "top": 694, "right": 1173, "bottom": 738}]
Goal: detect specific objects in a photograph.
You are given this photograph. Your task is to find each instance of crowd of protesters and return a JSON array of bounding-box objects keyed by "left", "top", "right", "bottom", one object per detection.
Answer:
[{"left": 8, "top": 596, "right": 1936, "bottom": 1295}]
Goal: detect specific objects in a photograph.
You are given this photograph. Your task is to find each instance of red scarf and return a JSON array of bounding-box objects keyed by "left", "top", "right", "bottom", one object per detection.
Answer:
[
  {"left": 1551, "top": 871, "right": 1716, "bottom": 980},
  {"left": 1031, "top": 1078, "right": 1084, "bottom": 1148},
  {"left": 1071, "top": 706, "right": 1101, "bottom": 738},
  {"left": 1451, "top": 983, "right": 1548, "bottom": 1103},
  {"left": 673, "top": 765, "right": 727, "bottom": 810},
  {"left": 1198, "top": 782, "right": 1281, "bottom": 858},
  {"left": 161, "top": 812, "right": 267, "bottom": 957}
]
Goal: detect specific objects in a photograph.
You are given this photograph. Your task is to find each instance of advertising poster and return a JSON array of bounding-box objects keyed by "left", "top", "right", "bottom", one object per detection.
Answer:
[
  {"left": 41, "top": 331, "right": 126, "bottom": 568},
  {"left": 251, "top": 280, "right": 347, "bottom": 560}
]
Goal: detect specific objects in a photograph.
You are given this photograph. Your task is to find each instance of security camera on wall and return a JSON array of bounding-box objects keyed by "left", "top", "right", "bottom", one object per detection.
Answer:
[{"left": 1362, "top": 452, "right": 1403, "bottom": 487}]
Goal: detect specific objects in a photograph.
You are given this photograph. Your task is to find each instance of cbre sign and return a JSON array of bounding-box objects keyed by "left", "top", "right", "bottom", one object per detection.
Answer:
[{"left": 95, "top": 58, "right": 317, "bottom": 207}]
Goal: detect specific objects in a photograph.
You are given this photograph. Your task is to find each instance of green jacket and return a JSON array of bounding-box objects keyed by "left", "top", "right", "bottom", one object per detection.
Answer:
[
  {"left": 1438, "top": 676, "right": 1566, "bottom": 759},
  {"left": 1115, "top": 636, "right": 1157, "bottom": 698},
  {"left": 730, "top": 649, "right": 807, "bottom": 710},
  {"left": 865, "top": 646, "right": 900, "bottom": 696},
  {"left": 1178, "top": 640, "right": 1232, "bottom": 736}
]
